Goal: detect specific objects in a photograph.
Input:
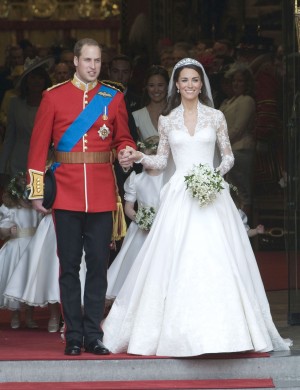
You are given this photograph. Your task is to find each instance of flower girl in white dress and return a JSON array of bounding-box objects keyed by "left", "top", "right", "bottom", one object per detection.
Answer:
[
  {"left": 0, "top": 172, "right": 41, "bottom": 328},
  {"left": 106, "top": 136, "right": 164, "bottom": 300}
]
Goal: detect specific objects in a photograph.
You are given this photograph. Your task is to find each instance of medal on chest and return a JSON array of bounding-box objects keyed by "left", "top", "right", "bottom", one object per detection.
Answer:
[
  {"left": 98, "top": 124, "right": 110, "bottom": 140},
  {"left": 98, "top": 105, "right": 110, "bottom": 139},
  {"left": 102, "top": 105, "right": 108, "bottom": 121}
]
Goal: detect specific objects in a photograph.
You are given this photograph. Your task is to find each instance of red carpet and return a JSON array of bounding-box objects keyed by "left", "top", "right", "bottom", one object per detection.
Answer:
[
  {"left": 0, "top": 326, "right": 270, "bottom": 361},
  {"left": 0, "top": 378, "right": 275, "bottom": 389}
]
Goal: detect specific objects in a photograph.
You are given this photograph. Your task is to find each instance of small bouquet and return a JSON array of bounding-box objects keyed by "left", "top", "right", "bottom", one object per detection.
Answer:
[
  {"left": 184, "top": 163, "right": 224, "bottom": 207},
  {"left": 135, "top": 206, "right": 156, "bottom": 231}
]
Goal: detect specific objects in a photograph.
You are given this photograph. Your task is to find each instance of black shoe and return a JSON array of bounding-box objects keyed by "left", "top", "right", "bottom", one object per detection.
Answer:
[
  {"left": 65, "top": 340, "right": 82, "bottom": 356},
  {"left": 85, "top": 339, "right": 110, "bottom": 355}
]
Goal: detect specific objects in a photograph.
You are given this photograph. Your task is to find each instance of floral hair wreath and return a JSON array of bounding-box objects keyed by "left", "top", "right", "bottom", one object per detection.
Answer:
[
  {"left": 137, "top": 135, "right": 159, "bottom": 152},
  {"left": 6, "top": 172, "right": 27, "bottom": 200}
]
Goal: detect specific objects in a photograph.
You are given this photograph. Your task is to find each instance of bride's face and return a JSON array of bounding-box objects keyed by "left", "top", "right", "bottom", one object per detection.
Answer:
[{"left": 176, "top": 68, "right": 202, "bottom": 101}]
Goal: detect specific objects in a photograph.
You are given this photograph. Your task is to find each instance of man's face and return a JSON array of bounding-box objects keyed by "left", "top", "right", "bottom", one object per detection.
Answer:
[
  {"left": 108, "top": 60, "right": 131, "bottom": 87},
  {"left": 10, "top": 48, "right": 24, "bottom": 67},
  {"left": 54, "top": 63, "right": 70, "bottom": 82},
  {"left": 61, "top": 51, "right": 75, "bottom": 74},
  {"left": 74, "top": 44, "right": 101, "bottom": 83}
]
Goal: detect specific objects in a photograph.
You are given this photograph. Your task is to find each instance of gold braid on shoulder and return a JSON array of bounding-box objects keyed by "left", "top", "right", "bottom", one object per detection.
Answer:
[{"left": 100, "top": 80, "right": 125, "bottom": 93}]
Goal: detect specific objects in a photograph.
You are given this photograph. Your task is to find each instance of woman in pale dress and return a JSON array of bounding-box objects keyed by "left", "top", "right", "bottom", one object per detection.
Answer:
[
  {"left": 219, "top": 63, "right": 256, "bottom": 217},
  {"left": 102, "top": 58, "right": 291, "bottom": 357},
  {"left": 132, "top": 65, "right": 169, "bottom": 141},
  {"left": 106, "top": 136, "right": 163, "bottom": 300}
]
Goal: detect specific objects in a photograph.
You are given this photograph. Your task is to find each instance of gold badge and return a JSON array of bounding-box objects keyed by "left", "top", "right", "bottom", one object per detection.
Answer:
[
  {"left": 102, "top": 105, "right": 108, "bottom": 121},
  {"left": 98, "top": 124, "right": 110, "bottom": 140}
]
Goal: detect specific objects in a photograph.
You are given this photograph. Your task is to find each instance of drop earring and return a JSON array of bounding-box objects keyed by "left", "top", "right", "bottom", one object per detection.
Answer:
[{"left": 177, "top": 89, "right": 180, "bottom": 93}]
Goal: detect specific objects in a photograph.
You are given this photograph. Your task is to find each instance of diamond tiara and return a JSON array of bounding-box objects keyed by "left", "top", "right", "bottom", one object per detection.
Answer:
[{"left": 173, "top": 58, "right": 203, "bottom": 71}]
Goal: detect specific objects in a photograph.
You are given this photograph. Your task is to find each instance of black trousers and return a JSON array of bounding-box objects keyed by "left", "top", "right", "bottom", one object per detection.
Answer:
[{"left": 53, "top": 210, "right": 112, "bottom": 345}]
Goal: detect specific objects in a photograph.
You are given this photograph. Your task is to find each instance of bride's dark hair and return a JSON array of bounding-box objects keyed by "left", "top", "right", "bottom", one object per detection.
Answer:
[{"left": 162, "top": 61, "right": 213, "bottom": 116}]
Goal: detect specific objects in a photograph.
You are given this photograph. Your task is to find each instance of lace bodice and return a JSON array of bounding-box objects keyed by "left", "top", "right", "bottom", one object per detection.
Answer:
[{"left": 139, "top": 103, "right": 234, "bottom": 177}]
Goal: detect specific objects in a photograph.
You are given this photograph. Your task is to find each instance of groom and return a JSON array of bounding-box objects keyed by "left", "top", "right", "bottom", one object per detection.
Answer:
[{"left": 26, "top": 38, "right": 135, "bottom": 355}]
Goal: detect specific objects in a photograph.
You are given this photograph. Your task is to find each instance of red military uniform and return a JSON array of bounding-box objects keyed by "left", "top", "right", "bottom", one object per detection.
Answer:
[{"left": 27, "top": 76, "right": 136, "bottom": 211}]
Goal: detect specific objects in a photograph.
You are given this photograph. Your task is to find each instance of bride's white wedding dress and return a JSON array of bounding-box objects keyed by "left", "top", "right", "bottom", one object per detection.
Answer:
[{"left": 103, "top": 102, "right": 291, "bottom": 357}]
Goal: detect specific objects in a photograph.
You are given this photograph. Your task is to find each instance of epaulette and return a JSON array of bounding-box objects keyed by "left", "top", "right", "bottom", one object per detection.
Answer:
[
  {"left": 47, "top": 79, "right": 70, "bottom": 91},
  {"left": 100, "top": 80, "right": 125, "bottom": 93}
]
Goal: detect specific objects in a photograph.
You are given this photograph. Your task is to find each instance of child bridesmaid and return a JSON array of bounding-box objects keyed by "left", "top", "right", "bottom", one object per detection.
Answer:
[
  {"left": 0, "top": 172, "right": 41, "bottom": 328},
  {"left": 106, "top": 136, "right": 164, "bottom": 300}
]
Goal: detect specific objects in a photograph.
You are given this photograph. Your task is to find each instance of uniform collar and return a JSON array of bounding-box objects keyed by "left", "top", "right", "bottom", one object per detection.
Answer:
[{"left": 72, "top": 73, "right": 98, "bottom": 92}]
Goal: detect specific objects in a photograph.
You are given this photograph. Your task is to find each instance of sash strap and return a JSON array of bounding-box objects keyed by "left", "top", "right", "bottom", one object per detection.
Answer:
[{"left": 11, "top": 227, "right": 37, "bottom": 239}]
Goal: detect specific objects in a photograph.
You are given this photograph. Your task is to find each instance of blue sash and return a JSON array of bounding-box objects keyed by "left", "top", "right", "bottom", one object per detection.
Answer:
[{"left": 57, "top": 84, "right": 117, "bottom": 152}]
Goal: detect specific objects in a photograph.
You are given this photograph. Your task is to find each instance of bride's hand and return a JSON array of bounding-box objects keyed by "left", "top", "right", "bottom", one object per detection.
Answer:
[{"left": 118, "top": 146, "right": 143, "bottom": 168}]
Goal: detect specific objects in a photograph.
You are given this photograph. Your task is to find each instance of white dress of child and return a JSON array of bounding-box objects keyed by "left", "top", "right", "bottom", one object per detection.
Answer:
[
  {"left": 4, "top": 214, "right": 86, "bottom": 307},
  {"left": 0, "top": 205, "right": 41, "bottom": 310},
  {"left": 106, "top": 170, "right": 164, "bottom": 299}
]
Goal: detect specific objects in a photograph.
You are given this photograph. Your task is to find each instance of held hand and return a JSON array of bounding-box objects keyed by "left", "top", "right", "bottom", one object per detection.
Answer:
[
  {"left": 256, "top": 224, "right": 265, "bottom": 235},
  {"left": 31, "top": 199, "right": 51, "bottom": 215},
  {"left": 118, "top": 146, "right": 142, "bottom": 168}
]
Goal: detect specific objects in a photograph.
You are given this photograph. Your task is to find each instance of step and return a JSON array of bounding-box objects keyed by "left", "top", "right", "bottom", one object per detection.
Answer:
[{"left": 0, "top": 351, "right": 300, "bottom": 388}]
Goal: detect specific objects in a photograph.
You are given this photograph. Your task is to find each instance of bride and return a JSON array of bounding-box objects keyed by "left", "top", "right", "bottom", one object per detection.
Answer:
[{"left": 103, "top": 58, "right": 291, "bottom": 357}]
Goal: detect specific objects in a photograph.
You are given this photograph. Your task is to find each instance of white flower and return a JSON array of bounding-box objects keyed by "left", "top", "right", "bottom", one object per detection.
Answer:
[
  {"left": 135, "top": 206, "right": 156, "bottom": 231},
  {"left": 184, "top": 163, "right": 224, "bottom": 207}
]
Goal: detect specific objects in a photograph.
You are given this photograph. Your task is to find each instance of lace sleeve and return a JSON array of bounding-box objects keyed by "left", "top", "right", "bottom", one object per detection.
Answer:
[
  {"left": 136, "top": 116, "right": 170, "bottom": 170},
  {"left": 215, "top": 111, "right": 234, "bottom": 176}
]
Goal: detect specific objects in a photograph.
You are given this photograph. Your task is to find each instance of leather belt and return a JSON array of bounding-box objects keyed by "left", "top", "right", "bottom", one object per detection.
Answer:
[{"left": 54, "top": 151, "right": 112, "bottom": 164}]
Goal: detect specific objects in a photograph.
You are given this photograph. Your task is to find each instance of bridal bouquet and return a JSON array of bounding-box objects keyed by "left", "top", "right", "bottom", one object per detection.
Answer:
[
  {"left": 184, "top": 163, "right": 224, "bottom": 207},
  {"left": 135, "top": 206, "right": 156, "bottom": 231}
]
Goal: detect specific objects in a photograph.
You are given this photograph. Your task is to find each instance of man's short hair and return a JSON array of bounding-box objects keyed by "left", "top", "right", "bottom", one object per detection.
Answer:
[{"left": 73, "top": 38, "right": 101, "bottom": 58}]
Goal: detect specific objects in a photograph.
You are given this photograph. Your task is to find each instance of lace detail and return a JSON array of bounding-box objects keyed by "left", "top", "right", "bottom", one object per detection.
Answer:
[
  {"left": 215, "top": 110, "right": 234, "bottom": 176},
  {"left": 137, "top": 103, "right": 234, "bottom": 177},
  {"left": 102, "top": 102, "right": 291, "bottom": 357}
]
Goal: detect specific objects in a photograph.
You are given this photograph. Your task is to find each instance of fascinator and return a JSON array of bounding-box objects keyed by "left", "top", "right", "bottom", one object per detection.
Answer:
[
  {"left": 137, "top": 135, "right": 159, "bottom": 155},
  {"left": 15, "top": 56, "right": 54, "bottom": 89},
  {"left": 168, "top": 58, "right": 214, "bottom": 107}
]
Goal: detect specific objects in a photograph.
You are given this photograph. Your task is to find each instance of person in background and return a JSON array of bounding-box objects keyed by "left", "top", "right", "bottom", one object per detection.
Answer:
[
  {"left": 212, "top": 39, "right": 235, "bottom": 58},
  {"left": 52, "top": 62, "right": 71, "bottom": 84},
  {"left": 108, "top": 54, "right": 141, "bottom": 137},
  {"left": 132, "top": 65, "right": 169, "bottom": 141},
  {"left": 59, "top": 49, "right": 75, "bottom": 76},
  {"left": 99, "top": 46, "right": 114, "bottom": 81},
  {"left": 159, "top": 47, "right": 174, "bottom": 75},
  {"left": 0, "top": 64, "right": 24, "bottom": 145},
  {"left": 219, "top": 63, "right": 256, "bottom": 219},
  {"left": 26, "top": 38, "right": 136, "bottom": 356},
  {"left": 0, "top": 56, "right": 53, "bottom": 187},
  {"left": 0, "top": 45, "right": 24, "bottom": 105},
  {"left": 107, "top": 54, "right": 141, "bottom": 235}
]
